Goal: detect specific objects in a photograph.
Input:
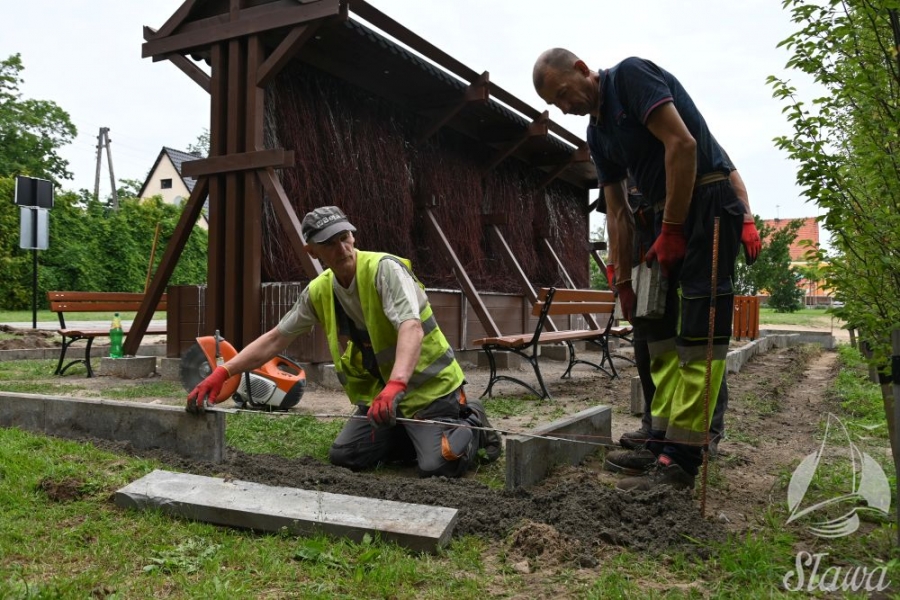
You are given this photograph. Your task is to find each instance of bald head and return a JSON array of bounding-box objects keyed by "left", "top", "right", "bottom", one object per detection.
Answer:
[
  {"left": 533, "top": 48, "right": 582, "bottom": 91},
  {"left": 532, "top": 48, "right": 599, "bottom": 117}
]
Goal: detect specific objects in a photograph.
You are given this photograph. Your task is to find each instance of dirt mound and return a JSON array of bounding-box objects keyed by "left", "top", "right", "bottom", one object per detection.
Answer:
[
  {"left": 88, "top": 438, "right": 726, "bottom": 559},
  {"left": 0, "top": 325, "right": 59, "bottom": 350}
]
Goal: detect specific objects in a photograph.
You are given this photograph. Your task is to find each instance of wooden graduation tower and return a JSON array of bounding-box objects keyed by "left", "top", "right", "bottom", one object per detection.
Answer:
[{"left": 126, "top": 0, "right": 597, "bottom": 356}]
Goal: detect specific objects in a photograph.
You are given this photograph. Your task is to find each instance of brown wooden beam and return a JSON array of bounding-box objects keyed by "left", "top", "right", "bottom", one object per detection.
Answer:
[
  {"left": 242, "top": 34, "right": 265, "bottom": 346},
  {"left": 256, "top": 21, "right": 322, "bottom": 88},
  {"left": 206, "top": 43, "right": 228, "bottom": 339},
  {"left": 222, "top": 37, "right": 247, "bottom": 346},
  {"left": 152, "top": 0, "right": 198, "bottom": 39},
  {"left": 124, "top": 177, "right": 209, "bottom": 356},
  {"left": 423, "top": 208, "right": 500, "bottom": 338},
  {"left": 257, "top": 168, "right": 323, "bottom": 280},
  {"left": 485, "top": 224, "right": 558, "bottom": 332},
  {"left": 169, "top": 53, "right": 212, "bottom": 93},
  {"left": 348, "top": 0, "right": 584, "bottom": 150},
  {"left": 181, "top": 149, "right": 295, "bottom": 177},
  {"left": 142, "top": 0, "right": 341, "bottom": 59},
  {"left": 482, "top": 111, "right": 549, "bottom": 176},
  {"left": 538, "top": 237, "right": 600, "bottom": 330},
  {"left": 143, "top": 27, "right": 211, "bottom": 93},
  {"left": 536, "top": 144, "right": 590, "bottom": 190},
  {"left": 416, "top": 71, "right": 489, "bottom": 144}
]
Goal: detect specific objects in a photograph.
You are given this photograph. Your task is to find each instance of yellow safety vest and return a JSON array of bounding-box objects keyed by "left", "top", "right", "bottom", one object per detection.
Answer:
[{"left": 307, "top": 251, "right": 464, "bottom": 416}]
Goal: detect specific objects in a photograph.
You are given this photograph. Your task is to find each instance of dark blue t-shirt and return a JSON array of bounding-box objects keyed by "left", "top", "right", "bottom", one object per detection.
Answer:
[{"left": 587, "top": 57, "right": 731, "bottom": 204}]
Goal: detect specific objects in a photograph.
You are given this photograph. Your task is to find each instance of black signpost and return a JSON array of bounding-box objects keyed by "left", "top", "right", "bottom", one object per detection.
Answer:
[{"left": 15, "top": 176, "right": 54, "bottom": 329}]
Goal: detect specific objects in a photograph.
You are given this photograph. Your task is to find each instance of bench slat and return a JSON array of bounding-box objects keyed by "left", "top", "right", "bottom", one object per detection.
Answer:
[
  {"left": 48, "top": 291, "right": 168, "bottom": 302},
  {"left": 535, "top": 301, "right": 615, "bottom": 316},
  {"left": 50, "top": 301, "right": 167, "bottom": 313}
]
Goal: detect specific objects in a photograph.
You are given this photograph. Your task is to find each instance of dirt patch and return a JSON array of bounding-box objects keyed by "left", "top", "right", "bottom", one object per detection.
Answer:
[
  {"left": 38, "top": 476, "right": 87, "bottom": 502},
  {"left": 0, "top": 325, "right": 59, "bottom": 350}
]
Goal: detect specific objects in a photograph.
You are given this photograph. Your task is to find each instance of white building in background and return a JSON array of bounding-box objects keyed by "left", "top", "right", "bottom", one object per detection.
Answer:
[{"left": 137, "top": 147, "right": 207, "bottom": 227}]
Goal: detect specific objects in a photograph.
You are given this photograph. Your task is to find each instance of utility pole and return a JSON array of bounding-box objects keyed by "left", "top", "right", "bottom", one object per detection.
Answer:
[{"left": 93, "top": 127, "right": 119, "bottom": 209}]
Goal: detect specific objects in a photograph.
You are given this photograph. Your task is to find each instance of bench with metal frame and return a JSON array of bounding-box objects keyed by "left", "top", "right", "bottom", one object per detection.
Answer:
[
  {"left": 473, "top": 287, "right": 632, "bottom": 400},
  {"left": 48, "top": 291, "right": 167, "bottom": 377}
]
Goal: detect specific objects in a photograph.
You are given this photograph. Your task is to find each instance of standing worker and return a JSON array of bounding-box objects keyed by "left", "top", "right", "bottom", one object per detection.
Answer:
[
  {"left": 187, "top": 206, "right": 501, "bottom": 477},
  {"left": 533, "top": 49, "right": 750, "bottom": 490},
  {"left": 606, "top": 172, "right": 760, "bottom": 464}
]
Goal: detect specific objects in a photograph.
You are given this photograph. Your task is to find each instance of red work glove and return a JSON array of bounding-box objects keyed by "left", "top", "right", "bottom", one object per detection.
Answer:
[
  {"left": 186, "top": 366, "right": 231, "bottom": 413},
  {"left": 368, "top": 380, "right": 407, "bottom": 427},
  {"left": 741, "top": 220, "right": 761, "bottom": 266},
  {"left": 617, "top": 280, "right": 636, "bottom": 323},
  {"left": 605, "top": 264, "right": 616, "bottom": 290},
  {"left": 645, "top": 222, "right": 686, "bottom": 277}
]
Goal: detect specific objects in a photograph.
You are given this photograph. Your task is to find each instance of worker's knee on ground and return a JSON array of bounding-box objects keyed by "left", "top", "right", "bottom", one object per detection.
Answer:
[
  {"left": 416, "top": 428, "right": 477, "bottom": 478},
  {"left": 328, "top": 442, "right": 374, "bottom": 472}
]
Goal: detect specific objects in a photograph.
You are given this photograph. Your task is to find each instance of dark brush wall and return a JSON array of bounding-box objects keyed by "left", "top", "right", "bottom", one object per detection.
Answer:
[{"left": 263, "top": 63, "right": 589, "bottom": 292}]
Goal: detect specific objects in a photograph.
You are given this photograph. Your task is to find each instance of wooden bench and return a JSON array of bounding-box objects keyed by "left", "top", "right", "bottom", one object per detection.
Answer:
[
  {"left": 473, "top": 287, "right": 633, "bottom": 400},
  {"left": 48, "top": 291, "right": 167, "bottom": 378}
]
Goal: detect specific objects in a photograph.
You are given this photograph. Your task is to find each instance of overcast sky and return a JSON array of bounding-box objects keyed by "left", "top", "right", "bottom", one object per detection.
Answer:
[{"left": 2, "top": 0, "right": 821, "bottom": 229}]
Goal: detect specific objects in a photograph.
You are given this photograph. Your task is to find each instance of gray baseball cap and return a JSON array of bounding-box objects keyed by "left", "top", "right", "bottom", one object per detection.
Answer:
[{"left": 301, "top": 206, "right": 357, "bottom": 243}]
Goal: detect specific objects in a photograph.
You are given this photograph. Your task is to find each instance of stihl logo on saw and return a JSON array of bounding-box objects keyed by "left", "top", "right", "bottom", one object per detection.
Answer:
[{"left": 180, "top": 333, "right": 306, "bottom": 411}]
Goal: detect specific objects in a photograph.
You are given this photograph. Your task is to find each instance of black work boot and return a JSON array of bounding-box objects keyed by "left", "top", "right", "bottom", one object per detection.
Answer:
[
  {"left": 615, "top": 454, "right": 695, "bottom": 491},
  {"left": 619, "top": 428, "right": 651, "bottom": 450},
  {"left": 465, "top": 398, "right": 502, "bottom": 463},
  {"left": 604, "top": 447, "right": 656, "bottom": 475}
]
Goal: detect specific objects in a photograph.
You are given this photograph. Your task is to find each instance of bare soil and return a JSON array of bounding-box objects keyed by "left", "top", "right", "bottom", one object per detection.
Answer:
[{"left": 1, "top": 326, "right": 843, "bottom": 568}]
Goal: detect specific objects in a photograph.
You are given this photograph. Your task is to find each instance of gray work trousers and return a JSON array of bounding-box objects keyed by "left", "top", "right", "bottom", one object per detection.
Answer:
[{"left": 328, "top": 387, "right": 480, "bottom": 477}]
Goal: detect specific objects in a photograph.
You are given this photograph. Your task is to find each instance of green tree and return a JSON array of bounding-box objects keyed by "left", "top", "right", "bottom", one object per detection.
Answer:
[
  {"left": 734, "top": 217, "right": 805, "bottom": 313},
  {"left": 186, "top": 128, "right": 210, "bottom": 157},
  {"left": 589, "top": 225, "right": 610, "bottom": 290},
  {"left": 769, "top": 0, "right": 900, "bottom": 443},
  {"left": 0, "top": 54, "right": 77, "bottom": 183},
  {"left": 0, "top": 178, "right": 208, "bottom": 309}
]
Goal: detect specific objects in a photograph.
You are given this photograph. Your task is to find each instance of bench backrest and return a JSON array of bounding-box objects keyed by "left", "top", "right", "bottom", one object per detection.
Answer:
[
  {"left": 534, "top": 288, "right": 615, "bottom": 317},
  {"left": 48, "top": 292, "right": 167, "bottom": 328}
]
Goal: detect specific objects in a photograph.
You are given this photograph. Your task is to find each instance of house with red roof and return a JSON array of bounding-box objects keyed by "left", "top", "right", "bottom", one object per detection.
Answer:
[{"left": 761, "top": 217, "right": 830, "bottom": 303}]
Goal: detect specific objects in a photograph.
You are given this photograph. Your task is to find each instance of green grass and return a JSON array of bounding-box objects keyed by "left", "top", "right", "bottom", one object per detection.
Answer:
[
  {"left": 0, "top": 309, "right": 166, "bottom": 323},
  {"left": 225, "top": 413, "right": 345, "bottom": 461},
  {"left": 831, "top": 345, "right": 887, "bottom": 426},
  {"left": 758, "top": 307, "right": 841, "bottom": 328}
]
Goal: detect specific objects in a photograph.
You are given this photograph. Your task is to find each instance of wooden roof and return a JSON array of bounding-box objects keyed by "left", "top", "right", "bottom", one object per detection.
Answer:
[{"left": 143, "top": 0, "right": 595, "bottom": 190}]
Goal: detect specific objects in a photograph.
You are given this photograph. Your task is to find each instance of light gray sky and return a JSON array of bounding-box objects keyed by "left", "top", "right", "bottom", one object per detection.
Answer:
[{"left": 2, "top": 0, "right": 819, "bottom": 227}]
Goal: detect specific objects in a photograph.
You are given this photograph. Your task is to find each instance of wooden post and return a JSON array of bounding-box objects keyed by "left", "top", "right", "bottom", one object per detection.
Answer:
[{"left": 144, "top": 222, "right": 162, "bottom": 293}]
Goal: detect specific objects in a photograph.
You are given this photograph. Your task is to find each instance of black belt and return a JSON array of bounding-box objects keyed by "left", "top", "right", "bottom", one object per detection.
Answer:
[{"left": 651, "top": 172, "right": 730, "bottom": 213}]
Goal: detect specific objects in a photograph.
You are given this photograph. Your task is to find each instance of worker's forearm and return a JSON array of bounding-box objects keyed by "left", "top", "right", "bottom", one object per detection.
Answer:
[
  {"left": 389, "top": 319, "right": 424, "bottom": 384},
  {"left": 661, "top": 139, "right": 696, "bottom": 224},
  {"left": 728, "top": 170, "right": 754, "bottom": 222},
  {"left": 223, "top": 328, "right": 293, "bottom": 375}
]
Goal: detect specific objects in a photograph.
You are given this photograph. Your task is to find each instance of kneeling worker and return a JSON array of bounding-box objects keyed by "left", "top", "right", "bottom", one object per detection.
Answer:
[{"left": 187, "top": 205, "right": 501, "bottom": 477}]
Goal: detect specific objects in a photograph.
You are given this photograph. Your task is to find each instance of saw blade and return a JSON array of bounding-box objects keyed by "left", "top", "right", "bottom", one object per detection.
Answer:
[{"left": 180, "top": 342, "right": 214, "bottom": 392}]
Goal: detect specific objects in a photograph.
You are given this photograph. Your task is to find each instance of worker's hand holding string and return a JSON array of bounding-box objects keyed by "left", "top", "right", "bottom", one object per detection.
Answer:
[
  {"left": 368, "top": 380, "right": 407, "bottom": 427},
  {"left": 186, "top": 366, "right": 231, "bottom": 413}
]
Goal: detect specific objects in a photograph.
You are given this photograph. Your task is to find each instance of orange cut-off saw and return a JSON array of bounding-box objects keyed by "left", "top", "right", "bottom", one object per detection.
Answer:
[{"left": 180, "top": 331, "right": 306, "bottom": 411}]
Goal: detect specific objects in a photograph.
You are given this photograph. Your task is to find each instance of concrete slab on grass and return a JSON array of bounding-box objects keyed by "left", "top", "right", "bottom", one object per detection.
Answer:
[
  {"left": 116, "top": 469, "right": 457, "bottom": 553},
  {"left": 505, "top": 405, "right": 611, "bottom": 490},
  {"left": 0, "top": 392, "right": 225, "bottom": 462}
]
